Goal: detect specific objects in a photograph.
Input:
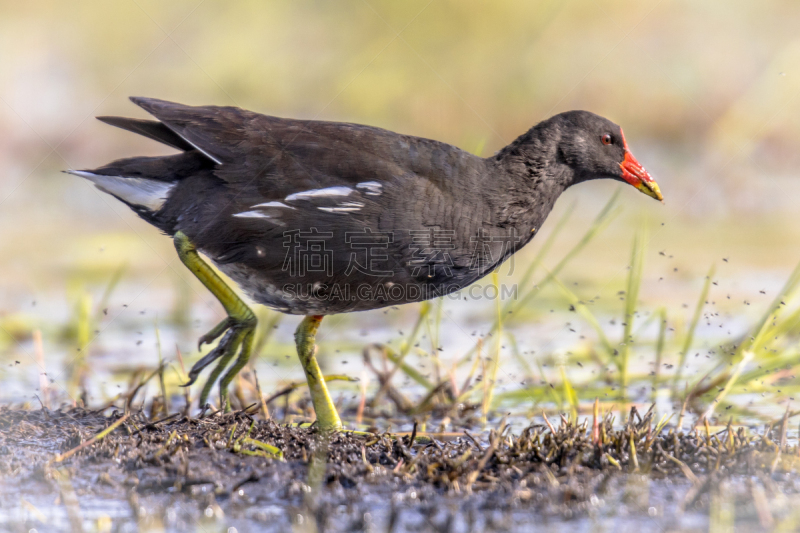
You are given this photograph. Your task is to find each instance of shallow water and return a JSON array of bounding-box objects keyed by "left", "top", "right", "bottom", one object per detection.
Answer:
[
  {"left": 1, "top": 266, "right": 791, "bottom": 424},
  {"left": 0, "top": 485, "right": 720, "bottom": 533}
]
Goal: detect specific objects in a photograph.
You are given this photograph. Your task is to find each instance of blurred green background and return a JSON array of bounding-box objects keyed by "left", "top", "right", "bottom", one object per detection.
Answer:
[{"left": 2, "top": 0, "right": 800, "bottom": 418}]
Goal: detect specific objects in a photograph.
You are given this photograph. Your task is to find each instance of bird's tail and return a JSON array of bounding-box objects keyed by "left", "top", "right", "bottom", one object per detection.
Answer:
[
  {"left": 65, "top": 168, "right": 176, "bottom": 212},
  {"left": 65, "top": 150, "right": 214, "bottom": 230}
]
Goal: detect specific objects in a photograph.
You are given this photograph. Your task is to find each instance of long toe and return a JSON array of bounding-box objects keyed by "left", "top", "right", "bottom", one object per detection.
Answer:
[
  {"left": 184, "top": 328, "right": 238, "bottom": 387},
  {"left": 197, "top": 317, "right": 234, "bottom": 350}
]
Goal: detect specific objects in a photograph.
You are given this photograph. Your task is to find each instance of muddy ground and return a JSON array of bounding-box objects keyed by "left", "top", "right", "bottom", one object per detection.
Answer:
[{"left": 1, "top": 406, "right": 800, "bottom": 532}]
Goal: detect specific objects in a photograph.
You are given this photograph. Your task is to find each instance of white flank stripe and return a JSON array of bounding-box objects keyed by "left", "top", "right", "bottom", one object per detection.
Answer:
[
  {"left": 233, "top": 211, "right": 272, "bottom": 219},
  {"left": 318, "top": 202, "right": 364, "bottom": 214},
  {"left": 318, "top": 207, "right": 361, "bottom": 213},
  {"left": 285, "top": 186, "right": 353, "bottom": 201},
  {"left": 356, "top": 181, "right": 382, "bottom": 195},
  {"left": 251, "top": 201, "right": 295, "bottom": 209}
]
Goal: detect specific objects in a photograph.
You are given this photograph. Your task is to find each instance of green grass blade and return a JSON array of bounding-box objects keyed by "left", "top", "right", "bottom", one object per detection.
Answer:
[
  {"left": 94, "top": 263, "right": 127, "bottom": 322},
  {"left": 672, "top": 263, "right": 715, "bottom": 396},
  {"left": 700, "top": 350, "right": 754, "bottom": 422},
  {"left": 552, "top": 275, "right": 614, "bottom": 362},
  {"left": 511, "top": 188, "right": 622, "bottom": 315},
  {"left": 745, "top": 261, "right": 800, "bottom": 356},
  {"left": 482, "top": 272, "right": 504, "bottom": 420},
  {"left": 651, "top": 307, "right": 668, "bottom": 401},
  {"left": 620, "top": 225, "right": 647, "bottom": 395},
  {"left": 501, "top": 200, "right": 578, "bottom": 316},
  {"left": 560, "top": 366, "right": 579, "bottom": 420},
  {"left": 505, "top": 331, "right": 537, "bottom": 385},
  {"left": 240, "top": 437, "right": 283, "bottom": 459}
]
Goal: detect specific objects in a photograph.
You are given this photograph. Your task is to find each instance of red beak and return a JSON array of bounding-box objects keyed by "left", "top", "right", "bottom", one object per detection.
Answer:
[{"left": 619, "top": 129, "right": 663, "bottom": 202}]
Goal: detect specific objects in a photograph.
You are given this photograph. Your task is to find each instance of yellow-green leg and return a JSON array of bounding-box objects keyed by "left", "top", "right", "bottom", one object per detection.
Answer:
[
  {"left": 295, "top": 315, "right": 342, "bottom": 431},
  {"left": 174, "top": 231, "right": 256, "bottom": 412}
]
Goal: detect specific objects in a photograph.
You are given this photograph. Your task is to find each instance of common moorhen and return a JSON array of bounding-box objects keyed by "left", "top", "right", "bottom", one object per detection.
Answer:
[{"left": 67, "top": 97, "right": 662, "bottom": 429}]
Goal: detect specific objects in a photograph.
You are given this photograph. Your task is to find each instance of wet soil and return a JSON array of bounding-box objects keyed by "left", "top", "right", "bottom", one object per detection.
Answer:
[{"left": 2, "top": 406, "right": 800, "bottom": 532}]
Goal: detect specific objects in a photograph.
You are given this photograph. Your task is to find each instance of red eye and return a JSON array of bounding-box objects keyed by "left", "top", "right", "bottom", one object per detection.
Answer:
[{"left": 601, "top": 134, "right": 613, "bottom": 145}]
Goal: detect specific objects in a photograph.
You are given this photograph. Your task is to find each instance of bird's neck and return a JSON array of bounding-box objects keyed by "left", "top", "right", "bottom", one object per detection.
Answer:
[{"left": 486, "top": 122, "right": 575, "bottom": 233}]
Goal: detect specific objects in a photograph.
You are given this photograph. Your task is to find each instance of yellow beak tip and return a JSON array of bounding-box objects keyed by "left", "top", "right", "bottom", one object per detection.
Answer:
[{"left": 636, "top": 181, "right": 663, "bottom": 203}]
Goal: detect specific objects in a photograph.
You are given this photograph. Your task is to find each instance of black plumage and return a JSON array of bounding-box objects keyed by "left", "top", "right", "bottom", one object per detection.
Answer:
[{"left": 70, "top": 97, "right": 662, "bottom": 315}]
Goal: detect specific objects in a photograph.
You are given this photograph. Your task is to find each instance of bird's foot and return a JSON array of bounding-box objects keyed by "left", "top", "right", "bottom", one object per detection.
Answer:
[{"left": 183, "top": 314, "right": 256, "bottom": 412}]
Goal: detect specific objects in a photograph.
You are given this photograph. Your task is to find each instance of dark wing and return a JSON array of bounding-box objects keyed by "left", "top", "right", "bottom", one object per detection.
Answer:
[
  {"left": 130, "top": 96, "right": 490, "bottom": 232},
  {"left": 130, "top": 97, "right": 251, "bottom": 165},
  {"left": 96, "top": 116, "right": 195, "bottom": 152},
  {"left": 129, "top": 98, "right": 493, "bottom": 297},
  {"left": 129, "top": 96, "right": 475, "bottom": 194}
]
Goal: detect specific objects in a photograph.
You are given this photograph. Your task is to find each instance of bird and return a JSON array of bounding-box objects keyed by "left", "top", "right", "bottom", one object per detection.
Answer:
[{"left": 66, "top": 97, "right": 662, "bottom": 430}]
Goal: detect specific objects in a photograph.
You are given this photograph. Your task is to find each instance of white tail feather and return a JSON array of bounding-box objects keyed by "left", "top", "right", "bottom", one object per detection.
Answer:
[{"left": 67, "top": 170, "right": 175, "bottom": 211}]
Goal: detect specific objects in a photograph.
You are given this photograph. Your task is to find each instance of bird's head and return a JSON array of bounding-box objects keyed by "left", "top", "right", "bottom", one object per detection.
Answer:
[{"left": 553, "top": 110, "right": 663, "bottom": 202}]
